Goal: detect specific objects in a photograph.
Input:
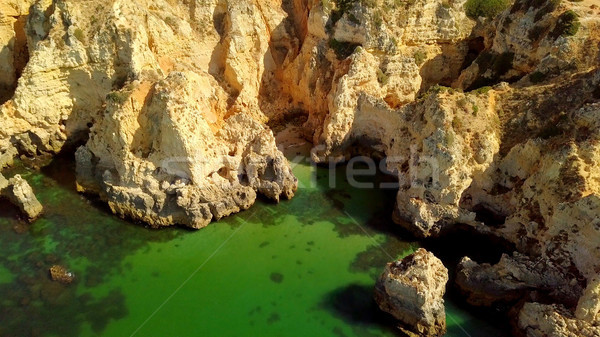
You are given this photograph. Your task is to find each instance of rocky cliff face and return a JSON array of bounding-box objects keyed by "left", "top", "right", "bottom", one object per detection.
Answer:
[
  {"left": 1, "top": 0, "right": 299, "bottom": 227},
  {"left": 76, "top": 72, "right": 296, "bottom": 228},
  {"left": 1, "top": 0, "right": 599, "bottom": 334},
  {"left": 0, "top": 1, "right": 32, "bottom": 104}
]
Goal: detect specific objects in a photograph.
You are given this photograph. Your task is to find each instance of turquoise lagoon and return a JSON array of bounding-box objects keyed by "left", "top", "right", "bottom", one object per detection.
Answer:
[{"left": 0, "top": 156, "right": 508, "bottom": 337}]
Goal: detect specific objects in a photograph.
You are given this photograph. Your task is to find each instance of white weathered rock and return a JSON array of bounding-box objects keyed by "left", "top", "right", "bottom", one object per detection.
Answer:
[{"left": 374, "top": 248, "right": 448, "bottom": 337}]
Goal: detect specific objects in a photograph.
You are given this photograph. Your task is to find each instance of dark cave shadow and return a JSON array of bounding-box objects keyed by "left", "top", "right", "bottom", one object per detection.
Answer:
[
  {"left": 0, "top": 37, "right": 17, "bottom": 105},
  {"left": 322, "top": 283, "right": 510, "bottom": 337},
  {"left": 321, "top": 284, "right": 404, "bottom": 337}
]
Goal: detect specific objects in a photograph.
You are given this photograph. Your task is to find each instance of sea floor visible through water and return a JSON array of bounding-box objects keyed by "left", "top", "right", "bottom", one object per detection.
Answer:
[{"left": 0, "top": 155, "right": 509, "bottom": 337}]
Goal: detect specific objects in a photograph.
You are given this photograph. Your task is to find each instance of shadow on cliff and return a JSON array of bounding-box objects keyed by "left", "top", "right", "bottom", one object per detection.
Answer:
[
  {"left": 256, "top": 0, "right": 308, "bottom": 122},
  {"left": 0, "top": 37, "right": 17, "bottom": 105},
  {"left": 208, "top": 3, "right": 239, "bottom": 111}
]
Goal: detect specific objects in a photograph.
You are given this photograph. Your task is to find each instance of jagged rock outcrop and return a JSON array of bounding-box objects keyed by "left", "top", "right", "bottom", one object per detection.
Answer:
[
  {"left": 76, "top": 72, "right": 297, "bottom": 228},
  {"left": 456, "top": 252, "right": 583, "bottom": 307},
  {"left": 1, "top": 0, "right": 299, "bottom": 227},
  {"left": 0, "top": 172, "right": 43, "bottom": 220},
  {"left": 374, "top": 248, "right": 448, "bottom": 337},
  {"left": 456, "top": 0, "right": 600, "bottom": 89},
  {"left": 518, "top": 302, "right": 600, "bottom": 337},
  {"left": 283, "top": 0, "right": 476, "bottom": 158},
  {"left": 280, "top": 0, "right": 600, "bottom": 334}
]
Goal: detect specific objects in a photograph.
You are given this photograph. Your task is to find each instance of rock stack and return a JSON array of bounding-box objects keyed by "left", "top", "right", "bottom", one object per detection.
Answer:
[{"left": 374, "top": 248, "right": 448, "bottom": 337}]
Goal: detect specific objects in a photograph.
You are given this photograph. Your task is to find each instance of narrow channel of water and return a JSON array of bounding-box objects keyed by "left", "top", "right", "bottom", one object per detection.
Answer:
[{"left": 0, "top": 156, "right": 508, "bottom": 337}]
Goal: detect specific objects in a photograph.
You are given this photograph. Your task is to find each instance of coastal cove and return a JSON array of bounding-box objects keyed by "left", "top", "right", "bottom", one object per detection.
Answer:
[{"left": 0, "top": 156, "right": 507, "bottom": 337}]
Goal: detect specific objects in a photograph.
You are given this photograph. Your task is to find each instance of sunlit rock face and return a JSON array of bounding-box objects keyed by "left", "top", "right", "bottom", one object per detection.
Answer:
[
  {"left": 76, "top": 72, "right": 296, "bottom": 228},
  {"left": 1, "top": 0, "right": 299, "bottom": 228},
  {"left": 0, "top": 0, "right": 599, "bottom": 334},
  {"left": 375, "top": 248, "right": 448, "bottom": 337}
]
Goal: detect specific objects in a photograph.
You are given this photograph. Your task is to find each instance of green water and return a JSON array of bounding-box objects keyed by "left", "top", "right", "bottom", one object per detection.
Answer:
[{"left": 0, "top": 158, "right": 506, "bottom": 337}]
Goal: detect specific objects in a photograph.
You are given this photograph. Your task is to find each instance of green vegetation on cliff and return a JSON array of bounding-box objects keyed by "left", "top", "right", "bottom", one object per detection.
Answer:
[
  {"left": 551, "top": 10, "right": 581, "bottom": 38},
  {"left": 465, "top": 0, "right": 511, "bottom": 19}
]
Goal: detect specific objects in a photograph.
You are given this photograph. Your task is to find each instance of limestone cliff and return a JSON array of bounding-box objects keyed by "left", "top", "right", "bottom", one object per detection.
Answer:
[
  {"left": 76, "top": 72, "right": 296, "bottom": 228},
  {"left": 1, "top": 0, "right": 298, "bottom": 227},
  {"left": 0, "top": 0, "right": 599, "bottom": 334},
  {"left": 279, "top": 0, "right": 600, "bottom": 333}
]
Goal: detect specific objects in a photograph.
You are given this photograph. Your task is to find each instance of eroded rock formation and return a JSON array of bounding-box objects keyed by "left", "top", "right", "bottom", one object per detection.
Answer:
[
  {"left": 0, "top": 0, "right": 599, "bottom": 333},
  {"left": 374, "top": 248, "right": 448, "bottom": 337},
  {"left": 2, "top": 0, "right": 299, "bottom": 227},
  {"left": 0, "top": 172, "right": 43, "bottom": 220},
  {"left": 76, "top": 73, "right": 296, "bottom": 228},
  {"left": 518, "top": 302, "right": 600, "bottom": 337}
]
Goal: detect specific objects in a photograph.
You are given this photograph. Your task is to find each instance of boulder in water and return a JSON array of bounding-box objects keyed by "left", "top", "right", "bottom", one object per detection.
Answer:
[
  {"left": 0, "top": 173, "right": 43, "bottom": 220},
  {"left": 49, "top": 265, "right": 75, "bottom": 284},
  {"left": 374, "top": 248, "right": 448, "bottom": 337}
]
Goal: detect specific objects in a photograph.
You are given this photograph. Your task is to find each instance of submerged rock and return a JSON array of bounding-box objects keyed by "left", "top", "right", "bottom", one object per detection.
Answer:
[
  {"left": 374, "top": 248, "right": 448, "bottom": 337},
  {"left": 49, "top": 265, "right": 75, "bottom": 285},
  {"left": 0, "top": 173, "right": 43, "bottom": 220}
]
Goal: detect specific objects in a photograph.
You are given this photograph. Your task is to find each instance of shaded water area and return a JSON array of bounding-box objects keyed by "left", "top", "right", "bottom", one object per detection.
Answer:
[{"left": 0, "top": 156, "right": 509, "bottom": 337}]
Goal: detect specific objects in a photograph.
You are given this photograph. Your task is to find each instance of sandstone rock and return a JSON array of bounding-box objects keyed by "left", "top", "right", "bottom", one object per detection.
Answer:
[
  {"left": 576, "top": 277, "right": 600, "bottom": 324},
  {"left": 49, "top": 265, "right": 75, "bottom": 285},
  {"left": 1, "top": 174, "right": 43, "bottom": 220},
  {"left": 1, "top": 0, "right": 300, "bottom": 227},
  {"left": 311, "top": 86, "right": 501, "bottom": 237},
  {"left": 455, "top": 0, "right": 600, "bottom": 90},
  {"left": 518, "top": 302, "right": 600, "bottom": 337},
  {"left": 0, "top": 0, "right": 33, "bottom": 103},
  {"left": 0, "top": 0, "right": 598, "bottom": 334},
  {"left": 374, "top": 248, "right": 448, "bottom": 337},
  {"left": 285, "top": 0, "right": 477, "bottom": 153},
  {"left": 76, "top": 72, "right": 297, "bottom": 228},
  {"left": 0, "top": 145, "right": 17, "bottom": 170}
]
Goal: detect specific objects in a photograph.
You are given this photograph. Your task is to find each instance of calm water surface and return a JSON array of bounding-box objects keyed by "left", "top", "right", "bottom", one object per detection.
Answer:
[{"left": 0, "top": 157, "right": 507, "bottom": 337}]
